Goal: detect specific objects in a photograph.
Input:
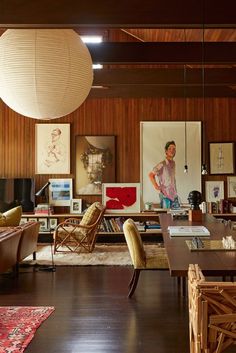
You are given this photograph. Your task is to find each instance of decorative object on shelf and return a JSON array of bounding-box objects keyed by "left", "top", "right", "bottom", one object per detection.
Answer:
[
  {"left": 102, "top": 183, "right": 141, "bottom": 213},
  {"left": 75, "top": 135, "right": 115, "bottom": 195},
  {"left": 205, "top": 181, "right": 224, "bottom": 202},
  {"left": 141, "top": 121, "right": 202, "bottom": 206},
  {"left": 187, "top": 190, "right": 202, "bottom": 221},
  {"left": 0, "top": 29, "right": 93, "bottom": 119},
  {"left": 227, "top": 176, "right": 236, "bottom": 198},
  {"left": 49, "top": 179, "right": 72, "bottom": 206},
  {"left": 70, "top": 199, "right": 82, "bottom": 214},
  {"left": 35, "top": 124, "right": 70, "bottom": 174},
  {"left": 209, "top": 142, "right": 235, "bottom": 175}
]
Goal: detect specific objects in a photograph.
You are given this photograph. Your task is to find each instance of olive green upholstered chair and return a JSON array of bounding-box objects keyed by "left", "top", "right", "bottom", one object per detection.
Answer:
[
  {"left": 54, "top": 202, "right": 106, "bottom": 254},
  {"left": 123, "top": 218, "right": 169, "bottom": 298}
]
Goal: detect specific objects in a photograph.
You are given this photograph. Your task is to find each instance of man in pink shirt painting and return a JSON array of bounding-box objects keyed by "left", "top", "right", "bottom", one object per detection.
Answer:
[{"left": 149, "top": 140, "right": 180, "bottom": 209}]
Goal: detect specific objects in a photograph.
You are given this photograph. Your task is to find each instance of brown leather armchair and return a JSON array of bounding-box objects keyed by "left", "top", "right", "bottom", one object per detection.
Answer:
[{"left": 17, "top": 221, "right": 40, "bottom": 263}]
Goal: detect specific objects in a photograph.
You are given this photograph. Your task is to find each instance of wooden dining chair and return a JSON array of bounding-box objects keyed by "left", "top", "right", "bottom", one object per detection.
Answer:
[
  {"left": 188, "top": 264, "right": 236, "bottom": 353},
  {"left": 54, "top": 202, "right": 106, "bottom": 254},
  {"left": 123, "top": 218, "right": 168, "bottom": 298}
]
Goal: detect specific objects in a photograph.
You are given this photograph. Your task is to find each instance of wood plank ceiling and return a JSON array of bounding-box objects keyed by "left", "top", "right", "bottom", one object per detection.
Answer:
[{"left": 0, "top": 0, "right": 236, "bottom": 98}]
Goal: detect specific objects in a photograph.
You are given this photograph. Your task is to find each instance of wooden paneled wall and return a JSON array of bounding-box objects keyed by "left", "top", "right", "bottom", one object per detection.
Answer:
[{"left": 0, "top": 97, "right": 236, "bottom": 206}]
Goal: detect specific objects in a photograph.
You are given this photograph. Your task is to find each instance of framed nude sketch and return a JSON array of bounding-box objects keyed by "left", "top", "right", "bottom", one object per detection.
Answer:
[
  {"left": 205, "top": 181, "right": 224, "bottom": 202},
  {"left": 35, "top": 123, "right": 70, "bottom": 174},
  {"left": 209, "top": 142, "right": 235, "bottom": 175},
  {"left": 75, "top": 136, "right": 116, "bottom": 195},
  {"left": 140, "top": 121, "right": 202, "bottom": 208}
]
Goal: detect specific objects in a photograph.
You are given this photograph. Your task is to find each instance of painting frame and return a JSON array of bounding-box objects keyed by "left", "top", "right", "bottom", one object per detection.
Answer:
[
  {"left": 49, "top": 178, "right": 72, "bottom": 206},
  {"left": 75, "top": 135, "right": 116, "bottom": 196},
  {"left": 140, "top": 121, "right": 202, "bottom": 207},
  {"left": 205, "top": 181, "right": 224, "bottom": 202},
  {"left": 102, "top": 183, "right": 141, "bottom": 213},
  {"left": 70, "top": 199, "right": 82, "bottom": 214},
  {"left": 35, "top": 123, "right": 70, "bottom": 174},
  {"left": 209, "top": 142, "right": 235, "bottom": 175},
  {"left": 227, "top": 176, "right": 236, "bottom": 198}
]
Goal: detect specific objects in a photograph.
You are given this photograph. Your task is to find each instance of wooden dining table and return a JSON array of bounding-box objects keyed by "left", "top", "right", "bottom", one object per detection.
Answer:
[{"left": 159, "top": 213, "right": 236, "bottom": 281}]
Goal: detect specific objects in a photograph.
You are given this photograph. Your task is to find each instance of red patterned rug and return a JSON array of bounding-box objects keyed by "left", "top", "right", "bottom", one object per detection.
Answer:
[{"left": 0, "top": 306, "right": 54, "bottom": 353}]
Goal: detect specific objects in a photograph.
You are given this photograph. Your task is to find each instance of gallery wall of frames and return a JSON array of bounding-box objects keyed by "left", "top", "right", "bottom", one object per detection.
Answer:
[{"left": 1, "top": 96, "right": 236, "bottom": 211}]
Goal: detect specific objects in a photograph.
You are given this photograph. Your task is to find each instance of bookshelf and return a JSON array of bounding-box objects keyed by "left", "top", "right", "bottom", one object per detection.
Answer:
[{"left": 21, "top": 211, "right": 164, "bottom": 243}]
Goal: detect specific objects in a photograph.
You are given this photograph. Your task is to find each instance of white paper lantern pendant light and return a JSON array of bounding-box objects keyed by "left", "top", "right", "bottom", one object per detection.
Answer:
[{"left": 0, "top": 29, "right": 93, "bottom": 119}]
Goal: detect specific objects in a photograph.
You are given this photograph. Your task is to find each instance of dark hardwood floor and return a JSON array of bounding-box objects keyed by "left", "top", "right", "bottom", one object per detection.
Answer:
[
  {"left": 2, "top": 265, "right": 234, "bottom": 353},
  {"left": 0, "top": 266, "right": 189, "bottom": 353}
]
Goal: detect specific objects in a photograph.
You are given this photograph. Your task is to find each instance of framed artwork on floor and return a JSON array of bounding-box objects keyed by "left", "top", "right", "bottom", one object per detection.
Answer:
[
  {"left": 102, "top": 183, "right": 140, "bottom": 213},
  {"left": 35, "top": 123, "right": 70, "bottom": 174},
  {"left": 70, "top": 199, "right": 82, "bottom": 214},
  {"left": 227, "top": 176, "right": 236, "bottom": 198},
  {"left": 49, "top": 218, "right": 58, "bottom": 230},
  {"left": 38, "top": 218, "right": 48, "bottom": 232},
  {"left": 49, "top": 179, "right": 72, "bottom": 206},
  {"left": 205, "top": 181, "right": 224, "bottom": 202},
  {"left": 75, "top": 135, "right": 116, "bottom": 195},
  {"left": 140, "top": 121, "right": 201, "bottom": 207},
  {"left": 20, "top": 218, "right": 28, "bottom": 225},
  {"left": 209, "top": 142, "right": 235, "bottom": 175}
]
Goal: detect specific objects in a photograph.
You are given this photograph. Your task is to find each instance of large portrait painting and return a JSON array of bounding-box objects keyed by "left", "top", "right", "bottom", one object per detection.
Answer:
[
  {"left": 35, "top": 124, "right": 70, "bottom": 174},
  {"left": 75, "top": 136, "right": 116, "bottom": 195},
  {"left": 141, "top": 121, "right": 202, "bottom": 207}
]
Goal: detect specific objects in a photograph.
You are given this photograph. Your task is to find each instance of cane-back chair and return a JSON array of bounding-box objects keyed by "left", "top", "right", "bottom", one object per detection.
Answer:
[
  {"left": 54, "top": 202, "right": 106, "bottom": 254},
  {"left": 188, "top": 264, "right": 236, "bottom": 353}
]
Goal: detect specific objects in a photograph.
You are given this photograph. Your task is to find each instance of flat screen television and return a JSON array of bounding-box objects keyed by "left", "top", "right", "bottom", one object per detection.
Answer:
[{"left": 0, "top": 178, "right": 35, "bottom": 213}]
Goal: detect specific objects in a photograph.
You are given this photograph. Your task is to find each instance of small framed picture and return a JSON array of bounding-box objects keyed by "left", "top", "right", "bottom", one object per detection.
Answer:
[
  {"left": 49, "top": 178, "right": 73, "bottom": 206},
  {"left": 209, "top": 142, "right": 235, "bottom": 175},
  {"left": 49, "top": 218, "right": 58, "bottom": 230},
  {"left": 38, "top": 218, "right": 48, "bottom": 232},
  {"left": 70, "top": 199, "right": 82, "bottom": 214},
  {"left": 20, "top": 218, "right": 28, "bottom": 225},
  {"left": 205, "top": 181, "right": 224, "bottom": 202},
  {"left": 227, "top": 176, "right": 236, "bottom": 198}
]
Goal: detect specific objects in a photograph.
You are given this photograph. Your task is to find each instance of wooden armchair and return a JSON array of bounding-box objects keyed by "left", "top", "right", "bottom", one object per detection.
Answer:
[
  {"left": 53, "top": 202, "right": 106, "bottom": 254},
  {"left": 188, "top": 264, "right": 236, "bottom": 353}
]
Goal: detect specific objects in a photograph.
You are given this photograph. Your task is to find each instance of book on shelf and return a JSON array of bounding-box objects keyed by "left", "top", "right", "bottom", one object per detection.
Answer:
[
  {"left": 144, "top": 220, "right": 161, "bottom": 230},
  {"left": 168, "top": 226, "right": 210, "bottom": 237}
]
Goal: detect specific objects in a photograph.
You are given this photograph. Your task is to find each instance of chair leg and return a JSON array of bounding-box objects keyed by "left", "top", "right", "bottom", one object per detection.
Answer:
[{"left": 128, "top": 269, "right": 141, "bottom": 298}]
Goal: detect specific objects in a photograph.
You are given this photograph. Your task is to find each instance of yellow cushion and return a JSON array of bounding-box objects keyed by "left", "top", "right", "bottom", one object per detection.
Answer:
[
  {"left": 80, "top": 202, "right": 103, "bottom": 226},
  {"left": 0, "top": 206, "right": 22, "bottom": 226}
]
